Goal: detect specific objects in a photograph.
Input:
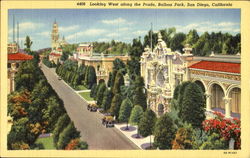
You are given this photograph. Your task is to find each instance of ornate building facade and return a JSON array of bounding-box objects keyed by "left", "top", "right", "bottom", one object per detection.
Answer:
[{"left": 140, "top": 32, "right": 241, "bottom": 119}]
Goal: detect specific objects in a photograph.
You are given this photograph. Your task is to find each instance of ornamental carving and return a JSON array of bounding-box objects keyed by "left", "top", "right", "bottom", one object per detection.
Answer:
[{"left": 190, "top": 69, "right": 240, "bottom": 81}]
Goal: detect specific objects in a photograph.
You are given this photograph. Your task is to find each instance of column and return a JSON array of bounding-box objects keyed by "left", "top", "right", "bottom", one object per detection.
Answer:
[
  {"left": 205, "top": 93, "right": 212, "bottom": 111},
  {"left": 224, "top": 97, "right": 232, "bottom": 118}
]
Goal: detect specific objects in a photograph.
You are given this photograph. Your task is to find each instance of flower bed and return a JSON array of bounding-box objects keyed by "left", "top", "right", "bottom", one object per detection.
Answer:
[{"left": 202, "top": 111, "right": 241, "bottom": 149}]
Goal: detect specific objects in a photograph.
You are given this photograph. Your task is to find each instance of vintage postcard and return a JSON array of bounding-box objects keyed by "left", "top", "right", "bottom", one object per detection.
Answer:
[{"left": 1, "top": 0, "right": 250, "bottom": 158}]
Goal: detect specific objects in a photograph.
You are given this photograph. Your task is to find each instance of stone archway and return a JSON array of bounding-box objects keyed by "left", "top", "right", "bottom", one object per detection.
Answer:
[
  {"left": 194, "top": 80, "right": 206, "bottom": 93},
  {"left": 228, "top": 87, "right": 241, "bottom": 114},
  {"left": 210, "top": 83, "right": 225, "bottom": 110},
  {"left": 158, "top": 104, "right": 164, "bottom": 116}
]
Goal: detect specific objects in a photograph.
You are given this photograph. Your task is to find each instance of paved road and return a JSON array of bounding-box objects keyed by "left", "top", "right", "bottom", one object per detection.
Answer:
[{"left": 41, "top": 64, "right": 138, "bottom": 150}]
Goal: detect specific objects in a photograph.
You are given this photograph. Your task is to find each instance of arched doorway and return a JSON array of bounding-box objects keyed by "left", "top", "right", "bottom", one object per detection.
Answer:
[
  {"left": 158, "top": 104, "right": 164, "bottom": 116},
  {"left": 229, "top": 87, "right": 241, "bottom": 114},
  {"left": 211, "top": 84, "right": 225, "bottom": 110},
  {"left": 194, "top": 80, "right": 205, "bottom": 93}
]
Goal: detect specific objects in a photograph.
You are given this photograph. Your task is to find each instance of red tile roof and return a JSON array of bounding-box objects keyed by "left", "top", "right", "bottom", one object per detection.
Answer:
[
  {"left": 50, "top": 53, "right": 62, "bottom": 56},
  {"left": 8, "top": 53, "right": 33, "bottom": 60},
  {"left": 189, "top": 61, "right": 240, "bottom": 73}
]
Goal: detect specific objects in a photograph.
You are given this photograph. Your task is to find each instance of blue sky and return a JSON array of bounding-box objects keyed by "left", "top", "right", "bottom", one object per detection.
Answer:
[{"left": 8, "top": 9, "right": 240, "bottom": 50}]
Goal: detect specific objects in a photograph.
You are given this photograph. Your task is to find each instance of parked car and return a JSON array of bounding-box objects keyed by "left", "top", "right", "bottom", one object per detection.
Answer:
[
  {"left": 87, "top": 104, "right": 98, "bottom": 112},
  {"left": 58, "top": 77, "right": 62, "bottom": 80},
  {"left": 102, "top": 115, "right": 115, "bottom": 128}
]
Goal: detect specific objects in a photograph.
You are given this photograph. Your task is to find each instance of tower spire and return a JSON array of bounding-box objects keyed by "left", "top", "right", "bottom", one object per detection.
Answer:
[
  {"left": 17, "top": 21, "right": 19, "bottom": 47},
  {"left": 13, "top": 15, "right": 15, "bottom": 43},
  {"left": 150, "top": 22, "right": 153, "bottom": 52}
]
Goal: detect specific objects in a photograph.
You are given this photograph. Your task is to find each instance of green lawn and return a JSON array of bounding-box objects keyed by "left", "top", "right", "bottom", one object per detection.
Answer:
[
  {"left": 75, "top": 85, "right": 88, "bottom": 90},
  {"left": 35, "top": 136, "right": 56, "bottom": 150},
  {"left": 79, "top": 91, "right": 94, "bottom": 101}
]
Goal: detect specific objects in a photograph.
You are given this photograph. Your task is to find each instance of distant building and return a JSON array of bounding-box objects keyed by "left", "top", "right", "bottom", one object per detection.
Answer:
[
  {"left": 141, "top": 32, "right": 241, "bottom": 119},
  {"left": 7, "top": 47, "right": 33, "bottom": 94},
  {"left": 74, "top": 43, "right": 129, "bottom": 83},
  {"left": 51, "top": 20, "right": 68, "bottom": 50},
  {"left": 50, "top": 21, "right": 67, "bottom": 64},
  {"left": 8, "top": 43, "right": 19, "bottom": 54}
]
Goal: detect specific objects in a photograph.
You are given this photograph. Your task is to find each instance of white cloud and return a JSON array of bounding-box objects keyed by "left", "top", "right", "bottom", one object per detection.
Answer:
[
  {"left": 97, "top": 38, "right": 110, "bottom": 42},
  {"left": 101, "top": 17, "right": 133, "bottom": 25},
  {"left": 66, "top": 28, "right": 107, "bottom": 40},
  {"left": 36, "top": 31, "right": 50, "bottom": 36},
  {"left": 59, "top": 25, "right": 80, "bottom": 33},
  {"left": 132, "top": 30, "right": 147, "bottom": 36},
  {"left": 9, "top": 22, "right": 44, "bottom": 34},
  {"left": 175, "top": 21, "right": 240, "bottom": 34},
  {"left": 119, "top": 27, "right": 129, "bottom": 31},
  {"left": 218, "top": 22, "right": 239, "bottom": 27},
  {"left": 106, "top": 32, "right": 119, "bottom": 37}
]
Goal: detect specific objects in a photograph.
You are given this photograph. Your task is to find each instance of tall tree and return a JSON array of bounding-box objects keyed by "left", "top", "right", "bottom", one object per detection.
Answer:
[
  {"left": 170, "top": 32, "right": 186, "bottom": 52},
  {"left": 53, "top": 114, "right": 71, "bottom": 145},
  {"left": 24, "top": 36, "right": 33, "bottom": 52},
  {"left": 109, "top": 93, "right": 122, "bottom": 119},
  {"left": 112, "top": 70, "right": 124, "bottom": 94},
  {"left": 154, "top": 113, "right": 177, "bottom": 149},
  {"left": 57, "top": 122, "right": 80, "bottom": 149},
  {"left": 102, "top": 89, "right": 113, "bottom": 111},
  {"left": 129, "top": 105, "right": 143, "bottom": 137},
  {"left": 118, "top": 98, "right": 133, "bottom": 129},
  {"left": 184, "top": 29, "right": 199, "bottom": 46},
  {"left": 138, "top": 109, "right": 156, "bottom": 147},
  {"left": 96, "top": 83, "right": 106, "bottom": 106},
  {"left": 180, "top": 82, "right": 206, "bottom": 128},
  {"left": 133, "top": 87, "right": 147, "bottom": 111}
]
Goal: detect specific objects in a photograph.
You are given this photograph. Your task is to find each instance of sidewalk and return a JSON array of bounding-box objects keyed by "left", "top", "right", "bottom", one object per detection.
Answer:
[
  {"left": 114, "top": 123, "right": 154, "bottom": 150},
  {"left": 75, "top": 90, "right": 91, "bottom": 93}
]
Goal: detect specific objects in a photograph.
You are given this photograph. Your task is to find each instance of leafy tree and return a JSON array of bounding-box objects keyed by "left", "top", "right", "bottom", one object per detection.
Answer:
[
  {"left": 53, "top": 114, "right": 71, "bottom": 145},
  {"left": 24, "top": 36, "right": 33, "bottom": 52},
  {"left": 199, "top": 133, "right": 227, "bottom": 150},
  {"left": 102, "top": 89, "right": 113, "bottom": 111},
  {"left": 15, "top": 61, "right": 41, "bottom": 91},
  {"left": 129, "top": 105, "right": 143, "bottom": 126},
  {"left": 180, "top": 82, "right": 206, "bottom": 128},
  {"left": 65, "top": 138, "right": 88, "bottom": 150},
  {"left": 57, "top": 122, "right": 80, "bottom": 149},
  {"left": 7, "top": 117, "right": 37, "bottom": 149},
  {"left": 133, "top": 87, "right": 147, "bottom": 111},
  {"left": 138, "top": 109, "right": 156, "bottom": 147},
  {"left": 109, "top": 93, "right": 122, "bottom": 119},
  {"left": 170, "top": 32, "right": 186, "bottom": 52},
  {"left": 112, "top": 70, "right": 124, "bottom": 94},
  {"left": 96, "top": 83, "right": 106, "bottom": 106},
  {"left": 113, "top": 58, "right": 126, "bottom": 72},
  {"left": 8, "top": 90, "right": 30, "bottom": 121},
  {"left": 172, "top": 124, "right": 194, "bottom": 149},
  {"left": 90, "top": 83, "right": 97, "bottom": 98},
  {"left": 84, "top": 66, "right": 97, "bottom": 89},
  {"left": 154, "top": 113, "right": 177, "bottom": 149},
  {"left": 176, "top": 81, "right": 192, "bottom": 117},
  {"left": 118, "top": 98, "right": 133, "bottom": 129},
  {"left": 107, "top": 72, "right": 112, "bottom": 87},
  {"left": 42, "top": 96, "right": 65, "bottom": 132},
  {"left": 184, "top": 29, "right": 199, "bottom": 46}
]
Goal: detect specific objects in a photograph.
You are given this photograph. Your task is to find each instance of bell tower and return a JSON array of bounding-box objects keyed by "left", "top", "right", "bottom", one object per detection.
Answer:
[{"left": 51, "top": 20, "right": 59, "bottom": 50}]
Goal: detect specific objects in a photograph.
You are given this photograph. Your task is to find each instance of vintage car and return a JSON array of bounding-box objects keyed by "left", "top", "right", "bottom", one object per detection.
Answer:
[
  {"left": 101, "top": 115, "right": 115, "bottom": 128},
  {"left": 87, "top": 104, "right": 98, "bottom": 112}
]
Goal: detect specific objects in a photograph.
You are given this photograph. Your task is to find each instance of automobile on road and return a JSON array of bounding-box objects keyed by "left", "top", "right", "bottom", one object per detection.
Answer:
[
  {"left": 87, "top": 104, "right": 98, "bottom": 112},
  {"left": 102, "top": 115, "right": 115, "bottom": 128}
]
